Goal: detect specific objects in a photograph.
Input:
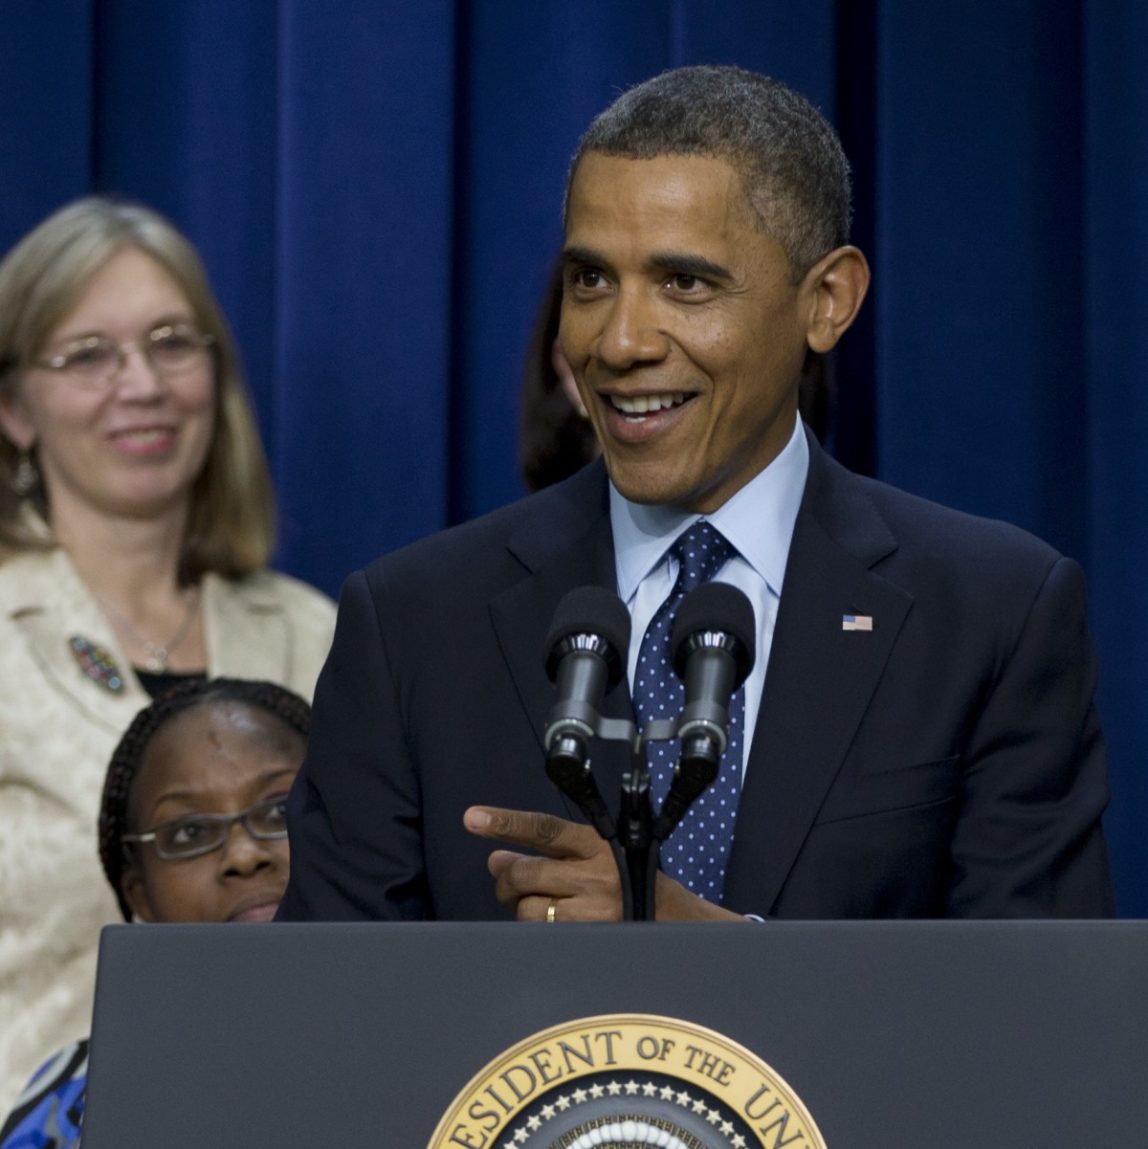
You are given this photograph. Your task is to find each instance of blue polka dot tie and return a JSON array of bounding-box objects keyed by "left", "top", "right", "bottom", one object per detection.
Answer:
[{"left": 632, "top": 520, "right": 744, "bottom": 904}]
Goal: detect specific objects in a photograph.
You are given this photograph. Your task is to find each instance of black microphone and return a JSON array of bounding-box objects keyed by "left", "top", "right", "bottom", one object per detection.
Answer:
[
  {"left": 543, "top": 587, "right": 631, "bottom": 836},
  {"left": 653, "top": 581, "right": 755, "bottom": 841}
]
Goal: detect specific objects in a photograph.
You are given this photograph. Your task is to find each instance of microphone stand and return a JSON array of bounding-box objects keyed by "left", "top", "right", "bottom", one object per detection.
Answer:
[
  {"left": 616, "top": 760, "right": 654, "bottom": 921},
  {"left": 598, "top": 718, "right": 681, "bottom": 922},
  {"left": 621, "top": 716, "right": 679, "bottom": 921},
  {"left": 548, "top": 712, "right": 733, "bottom": 922},
  {"left": 548, "top": 712, "right": 669, "bottom": 921}
]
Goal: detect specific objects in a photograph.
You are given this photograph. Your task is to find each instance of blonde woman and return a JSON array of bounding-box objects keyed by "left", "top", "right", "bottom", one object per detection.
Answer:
[{"left": 0, "top": 198, "right": 335, "bottom": 1108}]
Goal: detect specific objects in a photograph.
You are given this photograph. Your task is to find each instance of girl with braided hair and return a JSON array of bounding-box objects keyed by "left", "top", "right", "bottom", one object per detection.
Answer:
[{"left": 0, "top": 677, "right": 311, "bottom": 1149}]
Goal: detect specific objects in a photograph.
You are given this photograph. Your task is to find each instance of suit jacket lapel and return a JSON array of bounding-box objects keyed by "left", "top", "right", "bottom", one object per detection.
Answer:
[
  {"left": 489, "top": 463, "right": 636, "bottom": 816},
  {"left": 724, "top": 436, "right": 913, "bottom": 914}
]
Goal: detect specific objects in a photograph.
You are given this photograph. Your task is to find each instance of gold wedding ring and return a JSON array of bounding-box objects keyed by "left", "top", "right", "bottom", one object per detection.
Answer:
[{"left": 545, "top": 898, "right": 558, "bottom": 924}]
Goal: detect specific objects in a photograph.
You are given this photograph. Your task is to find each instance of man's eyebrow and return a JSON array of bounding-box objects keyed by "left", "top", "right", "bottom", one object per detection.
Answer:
[
  {"left": 560, "top": 245, "right": 607, "bottom": 269},
  {"left": 560, "top": 247, "right": 734, "bottom": 284},
  {"left": 646, "top": 252, "right": 734, "bottom": 283}
]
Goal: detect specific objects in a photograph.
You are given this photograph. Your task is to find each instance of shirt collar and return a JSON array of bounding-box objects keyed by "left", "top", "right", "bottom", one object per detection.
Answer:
[{"left": 610, "top": 415, "right": 809, "bottom": 602}]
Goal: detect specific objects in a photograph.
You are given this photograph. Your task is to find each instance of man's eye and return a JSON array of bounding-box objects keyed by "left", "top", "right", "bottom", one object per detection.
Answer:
[
  {"left": 570, "top": 268, "right": 605, "bottom": 291},
  {"left": 670, "top": 274, "right": 703, "bottom": 292}
]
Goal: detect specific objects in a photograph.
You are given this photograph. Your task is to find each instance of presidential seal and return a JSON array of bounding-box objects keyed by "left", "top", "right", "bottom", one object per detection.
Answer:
[{"left": 428, "top": 1013, "right": 826, "bottom": 1148}]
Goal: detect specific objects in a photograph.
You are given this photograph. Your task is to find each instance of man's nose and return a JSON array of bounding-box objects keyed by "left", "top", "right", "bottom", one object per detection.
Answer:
[{"left": 595, "top": 285, "right": 669, "bottom": 369}]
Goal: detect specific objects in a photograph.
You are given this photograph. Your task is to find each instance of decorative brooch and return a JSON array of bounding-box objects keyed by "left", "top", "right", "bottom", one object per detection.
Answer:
[{"left": 68, "top": 635, "right": 126, "bottom": 694}]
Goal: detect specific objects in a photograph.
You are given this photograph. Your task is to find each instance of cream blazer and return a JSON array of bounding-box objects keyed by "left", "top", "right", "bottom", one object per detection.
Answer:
[{"left": 0, "top": 548, "right": 336, "bottom": 1111}]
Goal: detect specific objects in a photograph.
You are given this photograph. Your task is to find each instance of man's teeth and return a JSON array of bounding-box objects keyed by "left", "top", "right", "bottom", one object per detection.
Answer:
[{"left": 609, "top": 393, "right": 688, "bottom": 415}]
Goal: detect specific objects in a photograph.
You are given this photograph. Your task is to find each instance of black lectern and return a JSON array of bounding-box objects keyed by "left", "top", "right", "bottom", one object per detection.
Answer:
[{"left": 81, "top": 921, "right": 1148, "bottom": 1147}]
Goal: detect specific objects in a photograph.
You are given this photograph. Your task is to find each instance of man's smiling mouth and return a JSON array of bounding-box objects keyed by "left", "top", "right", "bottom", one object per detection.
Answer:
[{"left": 608, "top": 392, "right": 691, "bottom": 416}]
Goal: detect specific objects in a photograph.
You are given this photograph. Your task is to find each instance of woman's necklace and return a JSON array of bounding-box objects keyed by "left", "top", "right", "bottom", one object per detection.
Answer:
[{"left": 97, "top": 587, "right": 201, "bottom": 673}]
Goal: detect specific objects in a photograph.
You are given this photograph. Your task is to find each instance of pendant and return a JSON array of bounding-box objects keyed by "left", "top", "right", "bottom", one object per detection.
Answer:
[{"left": 69, "top": 635, "right": 126, "bottom": 694}]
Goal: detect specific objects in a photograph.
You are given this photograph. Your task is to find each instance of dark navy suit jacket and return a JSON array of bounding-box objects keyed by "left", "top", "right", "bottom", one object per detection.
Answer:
[{"left": 279, "top": 430, "right": 1114, "bottom": 920}]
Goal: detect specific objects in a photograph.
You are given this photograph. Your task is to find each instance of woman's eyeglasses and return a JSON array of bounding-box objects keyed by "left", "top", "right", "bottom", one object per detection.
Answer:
[{"left": 36, "top": 323, "right": 215, "bottom": 388}]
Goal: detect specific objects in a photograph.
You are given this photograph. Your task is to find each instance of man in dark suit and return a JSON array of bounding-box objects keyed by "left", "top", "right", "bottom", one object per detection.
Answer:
[{"left": 278, "top": 65, "right": 1113, "bottom": 924}]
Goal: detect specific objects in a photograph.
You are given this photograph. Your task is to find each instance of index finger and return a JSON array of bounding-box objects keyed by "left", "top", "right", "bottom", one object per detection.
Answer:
[{"left": 463, "top": 806, "right": 601, "bottom": 859}]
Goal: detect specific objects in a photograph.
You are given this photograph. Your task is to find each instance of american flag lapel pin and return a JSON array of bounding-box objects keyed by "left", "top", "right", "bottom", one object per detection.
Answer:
[{"left": 842, "top": 614, "right": 873, "bottom": 632}]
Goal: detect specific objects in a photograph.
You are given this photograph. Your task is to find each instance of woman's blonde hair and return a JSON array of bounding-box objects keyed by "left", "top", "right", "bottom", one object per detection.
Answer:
[{"left": 0, "top": 197, "right": 275, "bottom": 580}]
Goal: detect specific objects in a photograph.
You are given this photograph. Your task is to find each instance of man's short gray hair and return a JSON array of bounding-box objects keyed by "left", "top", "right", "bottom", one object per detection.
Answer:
[{"left": 567, "top": 65, "right": 852, "bottom": 276}]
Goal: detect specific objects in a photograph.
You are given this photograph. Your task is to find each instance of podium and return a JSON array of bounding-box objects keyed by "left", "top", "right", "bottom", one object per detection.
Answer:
[{"left": 81, "top": 920, "right": 1148, "bottom": 1147}]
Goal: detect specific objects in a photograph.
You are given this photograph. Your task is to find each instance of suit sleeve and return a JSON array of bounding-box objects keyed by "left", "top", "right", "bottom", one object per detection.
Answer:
[
  {"left": 948, "top": 556, "right": 1115, "bottom": 917},
  {"left": 277, "top": 568, "right": 429, "bottom": 920}
]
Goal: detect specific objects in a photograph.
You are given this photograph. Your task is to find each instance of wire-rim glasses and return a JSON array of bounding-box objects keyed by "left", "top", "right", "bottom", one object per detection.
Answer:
[
  {"left": 121, "top": 796, "right": 288, "bottom": 861},
  {"left": 35, "top": 322, "right": 215, "bottom": 388}
]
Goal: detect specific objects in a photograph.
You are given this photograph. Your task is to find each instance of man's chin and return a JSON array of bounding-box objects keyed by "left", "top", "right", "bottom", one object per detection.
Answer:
[{"left": 605, "top": 464, "right": 713, "bottom": 514}]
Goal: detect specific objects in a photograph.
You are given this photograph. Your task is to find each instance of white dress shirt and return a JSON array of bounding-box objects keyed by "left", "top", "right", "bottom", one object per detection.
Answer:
[{"left": 609, "top": 415, "right": 809, "bottom": 777}]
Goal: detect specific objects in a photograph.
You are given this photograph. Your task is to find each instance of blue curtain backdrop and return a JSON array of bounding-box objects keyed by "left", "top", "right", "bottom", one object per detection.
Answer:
[{"left": 1, "top": 0, "right": 1145, "bottom": 913}]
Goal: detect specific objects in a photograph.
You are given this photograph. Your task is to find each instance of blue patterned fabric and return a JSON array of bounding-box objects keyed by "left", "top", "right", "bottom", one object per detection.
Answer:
[
  {"left": 632, "top": 520, "right": 745, "bottom": 904},
  {"left": 0, "top": 1041, "right": 86, "bottom": 1149}
]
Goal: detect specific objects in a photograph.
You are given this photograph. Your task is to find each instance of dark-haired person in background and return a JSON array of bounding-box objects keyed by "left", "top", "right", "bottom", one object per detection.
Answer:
[
  {"left": 519, "top": 260, "right": 599, "bottom": 493},
  {"left": 280, "top": 65, "right": 1113, "bottom": 927},
  {"left": 0, "top": 678, "right": 311, "bottom": 1149}
]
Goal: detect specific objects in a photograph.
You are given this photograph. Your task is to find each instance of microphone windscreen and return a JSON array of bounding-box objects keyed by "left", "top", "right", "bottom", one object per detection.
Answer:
[
  {"left": 544, "top": 586, "right": 632, "bottom": 684},
  {"left": 670, "top": 582, "right": 756, "bottom": 682}
]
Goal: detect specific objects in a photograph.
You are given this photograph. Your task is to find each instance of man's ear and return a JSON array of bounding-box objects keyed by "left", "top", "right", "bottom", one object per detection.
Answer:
[
  {"left": 120, "top": 864, "right": 155, "bottom": 923},
  {"left": 803, "top": 245, "right": 871, "bottom": 354}
]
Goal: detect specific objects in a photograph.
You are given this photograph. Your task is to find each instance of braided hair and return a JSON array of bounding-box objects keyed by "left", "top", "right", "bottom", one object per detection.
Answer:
[{"left": 98, "top": 677, "right": 312, "bottom": 921}]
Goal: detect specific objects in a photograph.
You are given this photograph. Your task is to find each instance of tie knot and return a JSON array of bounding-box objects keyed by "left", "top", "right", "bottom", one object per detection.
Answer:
[{"left": 669, "top": 520, "right": 732, "bottom": 593}]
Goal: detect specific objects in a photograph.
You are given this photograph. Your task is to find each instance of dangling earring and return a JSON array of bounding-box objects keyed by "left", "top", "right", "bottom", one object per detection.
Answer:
[{"left": 12, "top": 450, "right": 38, "bottom": 497}]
